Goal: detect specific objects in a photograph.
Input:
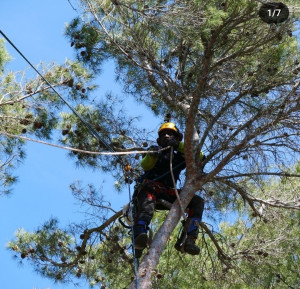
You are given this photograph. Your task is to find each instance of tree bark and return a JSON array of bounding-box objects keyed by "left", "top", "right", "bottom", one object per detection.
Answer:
[{"left": 129, "top": 177, "right": 202, "bottom": 289}]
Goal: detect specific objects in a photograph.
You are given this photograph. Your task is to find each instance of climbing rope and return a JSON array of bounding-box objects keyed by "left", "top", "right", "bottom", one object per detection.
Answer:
[{"left": 0, "top": 131, "right": 170, "bottom": 156}]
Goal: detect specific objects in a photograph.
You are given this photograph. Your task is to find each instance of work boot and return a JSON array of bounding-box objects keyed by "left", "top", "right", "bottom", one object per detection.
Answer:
[
  {"left": 183, "top": 236, "right": 200, "bottom": 255},
  {"left": 175, "top": 217, "right": 201, "bottom": 255},
  {"left": 175, "top": 233, "right": 200, "bottom": 255},
  {"left": 133, "top": 220, "right": 148, "bottom": 258}
]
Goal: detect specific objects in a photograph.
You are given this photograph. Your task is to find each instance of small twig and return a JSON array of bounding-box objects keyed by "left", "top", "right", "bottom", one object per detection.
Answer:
[
  {"left": 215, "top": 172, "right": 300, "bottom": 179},
  {"left": 0, "top": 153, "right": 18, "bottom": 168},
  {"left": 198, "top": 221, "right": 231, "bottom": 266},
  {"left": 0, "top": 83, "right": 60, "bottom": 107},
  {"left": 52, "top": 209, "right": 123, "bottom": 268},
  {"left": 219, "top": 179, "right": 263, "bottom": 218},
  {"left": 67, "top": 0, "right": 78, "bottom": 11}
]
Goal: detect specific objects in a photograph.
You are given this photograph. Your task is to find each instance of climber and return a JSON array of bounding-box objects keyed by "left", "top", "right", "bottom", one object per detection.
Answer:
[{"left": 133, "top": 122, "right": 205, "bottom": 258}]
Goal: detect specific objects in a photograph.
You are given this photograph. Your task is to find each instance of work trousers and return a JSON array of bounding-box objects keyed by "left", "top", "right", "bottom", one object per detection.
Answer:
[{"left": 134, "top": 180, "right": 205, "bottom": 225}]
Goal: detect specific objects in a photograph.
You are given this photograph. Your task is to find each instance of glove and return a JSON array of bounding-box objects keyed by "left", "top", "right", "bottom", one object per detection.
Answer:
[{"left": 148, "top": 145, "right": 162, "bottom": 157}]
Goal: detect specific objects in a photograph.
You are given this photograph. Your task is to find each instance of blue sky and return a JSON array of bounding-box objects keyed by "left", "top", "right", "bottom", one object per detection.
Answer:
[
  {"left": 2, "top": 2, "right": 298, "bottom": 289},
  {"left": 0, "top": 1, "right": 160, "bottom": 288}
]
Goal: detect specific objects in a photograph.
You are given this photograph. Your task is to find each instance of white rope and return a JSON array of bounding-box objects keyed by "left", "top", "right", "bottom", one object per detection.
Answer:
[{"left": 0, "top": 131, "right": 170, "bottom": 156}]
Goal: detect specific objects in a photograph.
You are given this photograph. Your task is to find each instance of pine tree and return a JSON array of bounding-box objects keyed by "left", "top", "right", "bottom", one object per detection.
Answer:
[
  {"left": 0, "top": 39, "right": 96, "bottom": 195},
  {"left": 5, "top": 1, "right": 300, "bottom": 288}
]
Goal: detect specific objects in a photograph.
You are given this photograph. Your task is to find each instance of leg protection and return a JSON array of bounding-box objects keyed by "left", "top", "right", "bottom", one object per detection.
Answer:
[
  {"left": 133, "top": 184, "right": 156, "bottom": 258},
  {"left": 187, "top": 217, "right": 201, "bottom": 237},
  {"left": 175, "top": 194, "right": 204, "bottom": 256},
  {"left": 133, "top": 220, "right": 148, "bottom": 259},
  {"left": 134, "top": 186, "right": 156, "bottom": 224},
  {"left": 187, "top": 195, "right": 205, "bottom": 220}
]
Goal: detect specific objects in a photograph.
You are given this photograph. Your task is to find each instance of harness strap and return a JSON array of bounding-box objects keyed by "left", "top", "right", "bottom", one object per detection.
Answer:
[{"left": 143, "top": 180, "right": 178, "bottom": 196}]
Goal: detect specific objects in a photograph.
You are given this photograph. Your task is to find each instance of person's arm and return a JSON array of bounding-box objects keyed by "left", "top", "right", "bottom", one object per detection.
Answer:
[
  {"left": 177, "top": 142, "right": 184, "bottom": 154},
  {"left": 140, "top": 147, "right": 159, "bottom": 170}
]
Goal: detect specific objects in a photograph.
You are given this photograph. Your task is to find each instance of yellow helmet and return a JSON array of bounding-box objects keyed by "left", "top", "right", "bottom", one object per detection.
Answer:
[{"left": 158, "top": 122, "right": 179, "bottom": 135}]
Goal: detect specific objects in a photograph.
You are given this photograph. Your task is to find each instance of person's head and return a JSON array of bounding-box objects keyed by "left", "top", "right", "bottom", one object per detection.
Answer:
[{"left": 157, "top": 122, "right": 183, "bottom": 148}]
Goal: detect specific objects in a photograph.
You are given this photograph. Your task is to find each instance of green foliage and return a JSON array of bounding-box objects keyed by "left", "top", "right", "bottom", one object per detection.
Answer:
[
  {"left": 65, "top": 17, "right": 109, "bottom": 73},
  {"left": 58, "top": 92, "right": 148, "bottom": 187},
  {"left": 0, "top": 39, "right": 10, "bottom": 74},
  {"left": 0, "top": 40, "right": 95, "bottom": 195},
  {"left": 8, "top": 186, "right": 136, "bottom": 287},
  {"left": 9, "top": 176, "right": 300, "bottom": 288},
  {"left": 4, "top": 0, "right": 300, "bottom": 288},
  {"left": 0, "top": 35, "right": 151, "bottom": 196},
  {"left": 66, "top": 0, "right": 300, "bottom": 132}
]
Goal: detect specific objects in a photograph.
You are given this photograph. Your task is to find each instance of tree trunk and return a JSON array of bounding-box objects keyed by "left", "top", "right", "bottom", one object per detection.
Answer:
[{"left": 129, "top": 177, "right": 202, "bottom": 289}]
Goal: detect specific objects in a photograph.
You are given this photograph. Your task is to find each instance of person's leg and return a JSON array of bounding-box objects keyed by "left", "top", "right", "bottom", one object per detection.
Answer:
[
  {"left": 135, "top": 187, "right": 157, "bottom": 225},
  {"left": 133, "top": 186, "right": 157, "bottom": 257},
  {"left": 175, "top": 195, "right": 205, "bottom": 255},
  {"left": 186, "top": 194, "right": 205, "bottom": 236},
  {"left": 133, "top": 183, "right": 178, "bottom": 257}
]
